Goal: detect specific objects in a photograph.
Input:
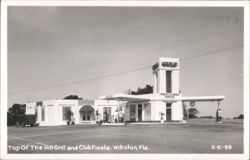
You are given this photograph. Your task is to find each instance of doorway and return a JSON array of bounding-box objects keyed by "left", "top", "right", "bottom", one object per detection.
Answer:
[
  {"left": 166, "top": 103, "right": 172, "bottom": 122},
  {"left": 79, "top": 105, "right": 95, "bottom": 122},
  {"left": 82, "top": 111, "right": 91, "bottom": 121},
  {"left": 130, "top": 104, "right": 136, "bottom": 121},
  {"left": 138, "top": 104, "right": 142, "bottom": 122},
  {"left": 103, "top": 107, "right": 112, "bottom": 122}
]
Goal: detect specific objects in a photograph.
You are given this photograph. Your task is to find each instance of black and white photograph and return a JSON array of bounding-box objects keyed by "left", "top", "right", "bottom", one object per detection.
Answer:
[{"left": 1, "top": 1, "right": 249, "bottom": 160}]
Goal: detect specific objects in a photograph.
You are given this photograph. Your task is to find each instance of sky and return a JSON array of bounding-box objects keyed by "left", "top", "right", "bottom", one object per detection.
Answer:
[{"left": 7, "top": 6, "right": 244, "bottom": 118}]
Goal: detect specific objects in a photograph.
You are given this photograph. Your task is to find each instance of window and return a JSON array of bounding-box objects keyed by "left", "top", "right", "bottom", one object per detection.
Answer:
[
  {"left": 36, "top": 101, "right": 43, "bottom": 106},
  {"left": 130, "top": 104, "right": 136, "bottom": 121},
  {"left": 138, "top": 104, "right": 142, "bottom": 121},
  {"left": 166, "top": 103, "right": 172, "bottom": 108},
  {"left": 41, "top": 107, "right": 45, "bottom": 121},
  {"left": 82, "top": 112, "right": 91, "bottom": 121},
  {"left": 166, "top": 71, "right": 172, "bottom": 93},
  {"left": 155, "top": 72, "right": 159, "bottom": 93},
  {"left": 83, "top": 112, "right": 86, "bottom": 120},
  {"left": 144, "top": 103, "right": 151, "bottom": 121},
  {"left": 87, "top": 112, "right": 90, "bottom": 120},
  {"left": 35, "top": 108, "right": 38, "bottom": 121},
  {"left": 103, "top": 107, "right": 112, "bottom": 122},
  {"left": 63, "top": 107, "right": 71, "bottom": 121}
]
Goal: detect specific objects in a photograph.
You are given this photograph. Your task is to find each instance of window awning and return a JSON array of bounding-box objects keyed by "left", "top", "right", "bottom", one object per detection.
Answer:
[{"left": 79, "top": 105, "right": 95, "bottom": 112}]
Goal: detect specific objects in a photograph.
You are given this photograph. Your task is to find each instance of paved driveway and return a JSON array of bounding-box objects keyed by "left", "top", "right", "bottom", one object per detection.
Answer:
[{"left": 7, "top": 119, "right": 243, "bottom": 153}]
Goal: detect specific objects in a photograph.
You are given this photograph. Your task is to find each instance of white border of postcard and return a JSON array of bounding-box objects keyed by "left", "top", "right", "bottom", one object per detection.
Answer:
[{"left": 1, "top": 1, "right": 249, "bottom": 160}]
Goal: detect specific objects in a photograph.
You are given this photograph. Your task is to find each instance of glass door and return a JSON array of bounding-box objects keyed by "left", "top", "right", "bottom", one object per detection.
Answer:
[
  {"left": 103, "top": 107, "right": 112, "bottom": 122},
  {"left": 130, "top": 104, "right": 136, "bottom": 121},
  {"left": 166, "top": 103, "right": 172, "bottom": 122},
  {"left": 138, "top": 104, "right": 142, "bottom": 122}
]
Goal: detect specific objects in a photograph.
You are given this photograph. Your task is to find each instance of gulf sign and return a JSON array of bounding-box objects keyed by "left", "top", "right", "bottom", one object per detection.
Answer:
[{"left": 152, "top": 61, "right": 178, "bottom": 70}]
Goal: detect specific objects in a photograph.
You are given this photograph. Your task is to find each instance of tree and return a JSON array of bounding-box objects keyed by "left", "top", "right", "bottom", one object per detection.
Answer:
[
  {"left": 233, "top": 114, "right": 244, "bottom": 119},
  {"left": 130, "top": 84, "right": 153, "bottom": 95},
  {"left": 188, "top": 108, "right": 200, "bottom": 118},
  {"left": 7, "top": 103, "right": 26, "bottom": 126},
  {"left": 183, "top": 103, "right": 199, "bottom": 119},
  {"left": 64, "top": 95, "right": 82, "bottom": 100}
]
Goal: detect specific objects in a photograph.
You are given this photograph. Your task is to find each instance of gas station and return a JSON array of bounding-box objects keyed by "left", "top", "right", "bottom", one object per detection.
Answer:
[
  {"left": 26, "top": 57, "right": 225, "bottom": 126},
  {"left": 100, "top": 57, "right": 225, "bottom": 123}
]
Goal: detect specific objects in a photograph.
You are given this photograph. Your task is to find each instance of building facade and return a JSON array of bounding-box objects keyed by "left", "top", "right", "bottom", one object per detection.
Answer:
[
  {"left": 26, "top": 99, "right": 122, "bottom": 126},
  {"left": 25, "top": 57, "right": 225, "bottom": 126},
  {"left": 100, "top": 57, "right": 224, "bottom": 123},
  {"left": 101, "top": 58, "right": 183, "bottom": 122}
]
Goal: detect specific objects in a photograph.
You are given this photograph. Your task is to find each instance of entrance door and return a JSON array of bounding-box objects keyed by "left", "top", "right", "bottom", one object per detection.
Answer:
[
  {"left": 166, "top": 103, "right": 172, "bottom": 122},
  {"left": 82, "top": 111, "right": 91, "bottom": 121},
  {"left": 130, "top": 104, "right": 136, "bottom": 121},
  {"left": 138, "top": 104, "right": 142, "bottom": 122},
  {"left": 103, "top": 107, "right": 111, "bottom": 122},
  {"left": 79, "top": 105, "right": 95, "bottom": 123}
]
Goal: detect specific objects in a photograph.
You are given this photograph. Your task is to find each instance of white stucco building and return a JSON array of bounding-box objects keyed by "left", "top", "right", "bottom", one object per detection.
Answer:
[
  {"left": 26, "top": 99, "right": 123, "bottom": 126},
  {"left": 25, "top": 57, "right": 225, "bottom": 126},
  {"left": 100, "top": 57, "right": 225, "bottom": 123}
]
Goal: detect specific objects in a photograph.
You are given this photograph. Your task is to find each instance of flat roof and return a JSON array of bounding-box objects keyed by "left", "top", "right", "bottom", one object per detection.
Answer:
[
  {"left": 100, "top": 94, "right": 225, "bottom": 103},
  {"left": 182, "top": 96, "right": 225, "bottom": 102},
  {"left": 99, "top": 94, "right": 151, "bottom": 102}
]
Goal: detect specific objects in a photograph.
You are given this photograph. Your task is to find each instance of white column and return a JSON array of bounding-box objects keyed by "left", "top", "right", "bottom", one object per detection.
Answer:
[
  {"left": 159, "top": 70, "right": 166, "bottom": 94},
  {"left": 154, "top": 73, "right": 157, "bottom": 93},
  {"left": 37, "top": 106, "right": 41, "bottom": 122},
  {"left": 172, "top": 70, "right": 180, "bottom": 94}
]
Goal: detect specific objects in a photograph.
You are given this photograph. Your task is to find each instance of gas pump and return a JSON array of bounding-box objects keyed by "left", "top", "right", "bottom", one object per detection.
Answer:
[{"left": 216, "top": 101, "right": 223, "bottom": 123}]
